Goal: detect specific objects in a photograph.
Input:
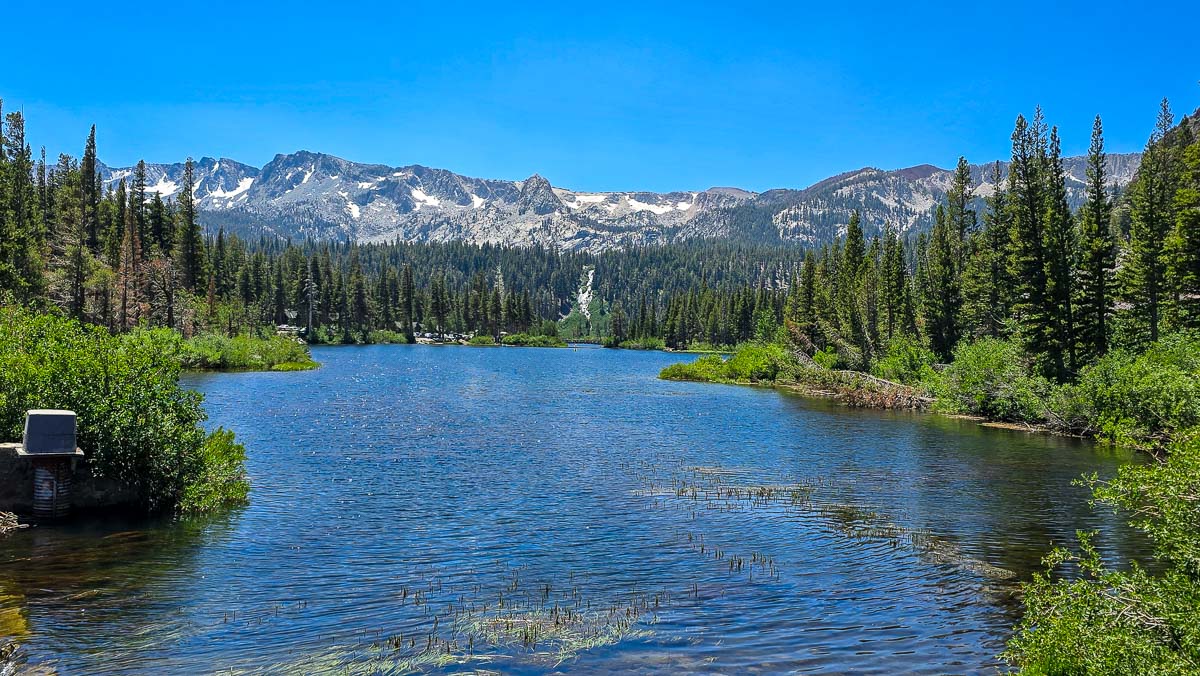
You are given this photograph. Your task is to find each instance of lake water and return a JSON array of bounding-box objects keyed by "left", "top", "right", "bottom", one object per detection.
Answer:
[{"left": 0, "top": 345, "right": 1145, "bottom": 674}]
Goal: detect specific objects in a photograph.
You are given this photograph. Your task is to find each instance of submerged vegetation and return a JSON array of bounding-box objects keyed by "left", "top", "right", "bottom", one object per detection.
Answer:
[{"left": 0, "top": 306, "right": 248, "bottom": 514}]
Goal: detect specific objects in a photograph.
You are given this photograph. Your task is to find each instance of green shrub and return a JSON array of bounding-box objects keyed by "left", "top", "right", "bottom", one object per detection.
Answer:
[
  {"left": 1004, "top": 432, "right": 1200, "bottom": 673},
  {"left": 724, "top": 344, "right": 788, "bottom": 381},
  {"left": 625, "top": 338, "right": 654, "bottom": 350},
  {"left": 813, "top": 347, "right": 839, "bottom": 370},
  {"left": 367, "top": 329, "right": 410, "bottom": 345},
  {"left": 0, "top": 306, "right": 249, "bottom": 513},
  {"left": 467, "top": 334, "right": 498, "bottom": 346},
  {"left": 179, "top": 427, "right": 249, "bottom": 514},
  {"left": 659, "top": 343, "right": 791, "bottom": 383},
  {"left": 934, "top": 338, "right": 1051, "bottom": 422},
  {"left": 174, "top": 332, "right": 317, "bottom": 371},
  {"left": 1063, "top": 333, "right": 1200, "bottom": 448},
  {"left": 872, "top": 335, "right": 938, "bottom": 385},
  {"left": 660, "top": 354, "right": 728, "bottom": 382},
  {"left": 501, "top": 333, "right": 567, "bottom": 347},
  {"left": 604, "top": 336, "right": 672, "bottom": 353},
  {"left": 610, "top": 337, "right": 666, "bottom": 350}
]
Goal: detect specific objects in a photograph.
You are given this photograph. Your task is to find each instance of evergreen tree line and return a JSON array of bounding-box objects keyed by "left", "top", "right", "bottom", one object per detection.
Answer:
[
  {"left": 0, "top": 100, "right": 809, "bottom": 343},
  {"left": 3, "top": 97, "right": 1198, "bottom": 364},
  {"left": 670, "top": 100, "right": 1200, "bottom": 385}
]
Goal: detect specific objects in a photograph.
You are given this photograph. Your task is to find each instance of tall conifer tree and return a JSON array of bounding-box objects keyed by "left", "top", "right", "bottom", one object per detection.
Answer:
[
  {"left": 1076, "top": 116, "right": 1116, "bottom": 361},
  {"left": 1120, "top": 99, "right": 1180, "bottom": 345}
]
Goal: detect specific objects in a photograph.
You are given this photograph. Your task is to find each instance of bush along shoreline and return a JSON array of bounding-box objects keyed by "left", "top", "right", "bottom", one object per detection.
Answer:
[
  {"left": 660, "top": 341, "right": 935, "bottom": 411},
  {"left": 174, "top": 332, "right": 319, "bottom": 372},
  {"left": 660, "top": 331, "right": 1200, "bottom": 453},
  {"left": 0, "top": 306, "right": 249, "bottom": 516}
]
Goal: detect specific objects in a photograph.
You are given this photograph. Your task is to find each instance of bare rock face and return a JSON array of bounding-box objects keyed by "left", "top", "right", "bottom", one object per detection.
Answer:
[{"left": 99, "top": 150, "right": 1141, "bottom": 252}]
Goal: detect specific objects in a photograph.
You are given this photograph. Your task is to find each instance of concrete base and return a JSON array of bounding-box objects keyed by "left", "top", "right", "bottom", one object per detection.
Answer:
[{"left": 0, "top": 445, "right": 141, "bottom": 515}]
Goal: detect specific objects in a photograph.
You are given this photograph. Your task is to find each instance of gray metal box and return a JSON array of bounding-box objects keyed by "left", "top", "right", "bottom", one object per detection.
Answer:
[{"left": 22, "top": 410, "right": 77, "bottom": 455}]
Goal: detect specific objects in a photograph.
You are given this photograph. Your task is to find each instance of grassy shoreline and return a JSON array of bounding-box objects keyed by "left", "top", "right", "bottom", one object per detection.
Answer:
[
  {"left": 661, "top": 353, "right": 935, "bottom": 412},
  {"left": 176, "top": 333, "right": 320, "bottom": 372},
  {"left": 659, "top": 335, "right": 1200, "bottom": 452}
]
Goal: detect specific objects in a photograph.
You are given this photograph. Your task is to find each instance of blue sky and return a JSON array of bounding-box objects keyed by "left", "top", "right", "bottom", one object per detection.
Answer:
[{"left": 4, "top": 1, "right": 1197, "bottom": 192}]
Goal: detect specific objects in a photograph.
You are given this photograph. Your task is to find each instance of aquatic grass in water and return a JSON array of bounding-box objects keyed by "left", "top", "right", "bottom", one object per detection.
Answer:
[{"left": 637, "top": 464, "right": 1019, "bottom": 584}]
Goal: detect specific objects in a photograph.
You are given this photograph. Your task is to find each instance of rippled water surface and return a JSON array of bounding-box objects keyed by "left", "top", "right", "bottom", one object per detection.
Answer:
[{"left": 0, "top": 345, "right": 1146, "bottom": 673}]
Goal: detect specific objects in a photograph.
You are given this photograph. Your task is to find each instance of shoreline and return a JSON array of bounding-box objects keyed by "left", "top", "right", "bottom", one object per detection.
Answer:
[{"left": 662, "top": 372, "right": 1106, "bottom": 444}]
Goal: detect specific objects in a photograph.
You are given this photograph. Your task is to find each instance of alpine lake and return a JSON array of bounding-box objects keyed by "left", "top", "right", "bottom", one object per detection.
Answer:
[{"left": 0, "top": 344, "right": 1147, "bottom": 674}]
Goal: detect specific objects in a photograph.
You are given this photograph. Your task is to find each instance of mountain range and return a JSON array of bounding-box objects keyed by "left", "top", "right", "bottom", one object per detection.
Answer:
[{"left": 97, "top": 150, "right": 1142, "bottom": 251}]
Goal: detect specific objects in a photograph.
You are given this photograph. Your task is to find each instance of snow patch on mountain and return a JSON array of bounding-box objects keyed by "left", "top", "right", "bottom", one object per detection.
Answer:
[
  {"left": 411, "top": 188, "right": 441, "bottom": 209},
  {"left": 210, "top": 177, "right": 254, "bottom": 200},
  {"left": 628, "top": 197, "right": 674, "bottom": 215},
  {"left": 147, "top": 177, "right": 179, "bottom": 196}
]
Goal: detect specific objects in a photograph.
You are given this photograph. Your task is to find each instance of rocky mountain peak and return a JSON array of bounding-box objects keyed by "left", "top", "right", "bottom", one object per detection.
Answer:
[{"left": 97, "top": 149, "right": 1142, "bottom": 252}]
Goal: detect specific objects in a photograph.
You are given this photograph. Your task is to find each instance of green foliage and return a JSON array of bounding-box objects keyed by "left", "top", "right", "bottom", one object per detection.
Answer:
[
  {"left": 659, "top": 343, "right": 790, "bottom": 383},
  {"left": 179, "top": 427, "right": 249, "bottom": 515},
  {"left": 659, "top": 354, "right": 729, "bottom": 382},
  {"left": 1120, "top": 99, "right": 1182, "bottom": 347},
  {"left": 812, "top": 347, "right": 839, "bottom": 370},
  {"left": 724, "top": 344, "right": 789, "bottom": 381},
  {"left": 500, "top": 333, "right": 567, "bottom": 348},
  {"left": 922, "top": 204, "right": 963, "bottom": 362},
  {"left": 1062, "top": 333, "right": 1200, "bottom": 448},
  {"left": 934, "top": 338, "right": 1052, "bottom": 422},
  {"left": 0, "top": 306, "right": 248, "bottom": 513},
  {"left": 1005, "top": 434, "right": 1200, "bottom": 674},
  {"left": 173, "top": 332, "right": 318, "bottom": 371},
  {"left": 871, "top": 335, "right": 938, "bottom": 385},
  {"left": 466, "top": 334, "right": 498, "bottom": 346},
  {"left": 1076, "top": 115, "right": 1117, "bottom": 363}
]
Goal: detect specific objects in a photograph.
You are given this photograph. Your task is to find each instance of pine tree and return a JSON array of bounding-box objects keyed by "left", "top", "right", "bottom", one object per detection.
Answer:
[
  {"left": 1167, "top": 128, "right": 1200, "bottom": 328},
  {"left": 923, "top": 205, "right": 961, "bottom": 361},
  {"left": 118, "top": 182, "right": 142, "bottom": 330},
  {"left": 961, "top": 162, "right": 1011, "bottom": 339},
  {"left": 1120, "top": 99, "right": 1180, "bottom": 345},
  {"left": 1076, "top": 116, "right": 1116, "bottom": 361},
  {"left": 610, "top": 302, "right": 628, "bottom": 344},
  {"left": 946, "top": 156, "right": 976, "bottom": 263},
  {"left": 0, "top": 107, "right": 46, "bottom": 301},
  {"left": 880, "top": 225, "right": 907, "bottom": 342},
  {"left": 488, "top": 287, "right": 501, "bottom": 340},
  {"left": 401, "top": 263, "right": 415, "bottom": 339},
  {"left": 838, "top": 211, "right": 868, "bottom": 362},
  {"left": 175, "top": 158, "right": 204, "bottom": 290},
  {"left": 1008, "top": 110, "right": 1056, "bottom": 375},
  {"left": 149, "top": 192, "right": 169, "bottom": 253},
  {"left": 350, "top": 249, "right": 370, "bottom": 333},
  {"left": 1043, "top": 126, "right": 1078, "bottom": 380},
  {"left": 131, "top": 160, "right": 148, "bottom": 252},
  {"left": 80, "top": 125, "right": 100, "bottom": 253}
]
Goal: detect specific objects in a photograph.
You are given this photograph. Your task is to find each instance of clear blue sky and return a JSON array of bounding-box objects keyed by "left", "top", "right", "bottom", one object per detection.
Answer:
[{"left": 3, "top": 1, "right": 1197, "bottom": 192}]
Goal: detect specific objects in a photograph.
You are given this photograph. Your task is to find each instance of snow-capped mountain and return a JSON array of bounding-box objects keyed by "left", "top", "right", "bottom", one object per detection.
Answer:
[
  {"left": 100, "top": 157, "right": 260, "bottom": 209},
  {"left": 98, "top": 151, "right": 1141, "bottom": 251}
]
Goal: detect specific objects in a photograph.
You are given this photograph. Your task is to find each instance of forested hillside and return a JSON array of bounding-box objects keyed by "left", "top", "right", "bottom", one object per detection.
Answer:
[{"left": 0, "top": 99, "right": 1194, "bottom": 357}]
